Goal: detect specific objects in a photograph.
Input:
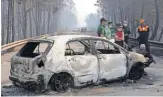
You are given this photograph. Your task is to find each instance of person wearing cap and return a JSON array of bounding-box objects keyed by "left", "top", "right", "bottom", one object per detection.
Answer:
[
  {"left": 115, "top": 23, "right": 125, "bottom": 47},
  {"left": 123, "top": 21, "right": 131, "bottom": 44},
  {"left": 97, "top": 18, "right": 107, "bottom": 37},
  {"left": 137, "top": 19, "right": 150, "bottom": 52},
  {"left": 108, "top": 21, "right": 116, "bottom": 39}
]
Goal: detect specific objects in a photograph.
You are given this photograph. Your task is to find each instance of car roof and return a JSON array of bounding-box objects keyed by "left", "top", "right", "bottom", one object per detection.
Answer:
[{"left": 46, "top": 35, "right": 100, "bottom": 41}]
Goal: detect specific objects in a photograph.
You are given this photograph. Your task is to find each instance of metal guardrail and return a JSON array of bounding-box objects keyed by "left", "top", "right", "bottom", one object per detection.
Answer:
[
  {"left": 1, "top": 32, "right": 77, "bottom": 52},
  {"left": 1, "top": 34, "right": 51, "bottom": 52},
  {"left": 129, "top": 38, "right": 163, "bottom": 48},
  {"left": 1, "top": 33, "right": 163, "bottom": 54}
]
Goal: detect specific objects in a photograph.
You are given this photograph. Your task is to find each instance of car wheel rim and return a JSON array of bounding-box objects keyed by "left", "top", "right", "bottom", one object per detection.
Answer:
[{"left": 54, "top": 74, "right": 72, "bottom": 92}]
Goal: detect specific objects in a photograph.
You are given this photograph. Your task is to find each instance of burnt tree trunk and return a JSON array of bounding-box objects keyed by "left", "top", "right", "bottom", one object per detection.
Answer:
[
  {"left": 132, "top": 1, "right": 137, "bottom": 38},
  {"left": 150, "top": 0, "right": 159, "bottom": 40},
  {"left": 35, "top": 4, "right": 39, "bottom": 36},
  {"left": 38, "top": 3, "right": 41, "bottom": 36},
  {"left": 47, "top": 7, "right": 51, "bottom": 34},
  {"left": 17, "top": 2, "right": 21, "bottom": 40},
  {"left": 140, "top": 0, "right": 145, "bottom": 18},
  {"left": 22, "top": 0, "right": 27, "bottom": 39},
  {"left": 149, "top": 20, "right": 154, "bottom": 37},
  {"left": 6, "top": 0, "right": 12, "bottom": 43},
  {"left": 118, "top": 0, "right": 123, "bottom": 23},
  {"left": 32, "top": 4, "right": 36, "bottom": 36},
  {"left": 29, "top": 11, "right": 33, "bottom": 37},
  {"left": 2, "top": 1, "right": 5, "bottom": 45},
  {"left": 11, "top": 0, "right": 15, "bottom": 42},
  {"left": 52, "top": 8, "right": 55, "bottom": 33},
  {"left": 159, "top": 27, "right": 163, "bottom": 41},
  {"left": 113, "top": 8, "right": 116, "bottom": 26}
]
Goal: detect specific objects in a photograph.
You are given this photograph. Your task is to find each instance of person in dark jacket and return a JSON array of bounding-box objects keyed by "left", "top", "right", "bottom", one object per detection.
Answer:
[
  {"left": 137, "top": 19, "right": 150, "bottom": 53},
  {"left": 123, "top": 21, "right": 131, "bottom": 44}
]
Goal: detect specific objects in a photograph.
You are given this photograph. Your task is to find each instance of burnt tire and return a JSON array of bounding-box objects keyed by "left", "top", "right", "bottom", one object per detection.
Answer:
[
  {"left": 128, "top": 66, "right": 144, "bottom": 81},
  {"left": 50, "top": 73, "right": 74, "bottom": 92}
]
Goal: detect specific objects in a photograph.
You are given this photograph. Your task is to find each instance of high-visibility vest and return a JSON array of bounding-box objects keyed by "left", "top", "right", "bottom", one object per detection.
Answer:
[{"left": 138, "top": 26, "right": 149, "bottom": 32}]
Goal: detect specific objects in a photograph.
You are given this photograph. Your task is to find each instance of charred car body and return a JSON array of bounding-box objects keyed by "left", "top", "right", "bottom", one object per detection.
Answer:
[{"left": 10, "top": 35, "right": 148, "bottom": 92}]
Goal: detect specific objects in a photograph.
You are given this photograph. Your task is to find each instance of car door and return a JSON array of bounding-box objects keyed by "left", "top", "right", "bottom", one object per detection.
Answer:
[
  {"left": 65, "top": 40, "right": 99, "bottom": 84},
  {"left": 91, "top": 39, "right": 127, "bottom": 81}
]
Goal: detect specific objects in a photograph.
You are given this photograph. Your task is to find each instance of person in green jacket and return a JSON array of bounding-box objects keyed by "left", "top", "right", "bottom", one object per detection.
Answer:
[
  {"left": 108, "top": 21, "right": 116, "bottom": 39},
  {"left": 104, "top": 21, "right": 112, "bottom": 40},
  {"left": 97, "top": 18, "right": 107, "bottom": 37}
]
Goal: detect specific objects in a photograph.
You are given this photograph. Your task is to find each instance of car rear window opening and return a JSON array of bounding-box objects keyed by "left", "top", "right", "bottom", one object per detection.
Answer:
[{"left": 18, "top": 41, "right": 52, "bottom": 58}]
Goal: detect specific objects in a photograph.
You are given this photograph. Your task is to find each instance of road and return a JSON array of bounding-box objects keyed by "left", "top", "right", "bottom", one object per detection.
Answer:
[{"left": 1, "top": 51, "right": 18, "bottom": 85}]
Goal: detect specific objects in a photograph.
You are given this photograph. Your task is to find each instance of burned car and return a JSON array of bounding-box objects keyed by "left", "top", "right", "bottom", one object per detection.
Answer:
[{"left": 9, "top": 35, "right": 148, "bottom": 92}]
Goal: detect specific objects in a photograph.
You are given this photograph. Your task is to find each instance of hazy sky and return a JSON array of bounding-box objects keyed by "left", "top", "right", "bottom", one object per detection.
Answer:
[{"left": 73, "top": 0, "right": 97, "bottom": 27}]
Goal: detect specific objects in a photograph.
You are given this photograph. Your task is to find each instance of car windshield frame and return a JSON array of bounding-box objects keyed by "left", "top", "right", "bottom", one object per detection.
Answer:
[{"left": 88, "top": 37, "right": 129, "bottom": 54}]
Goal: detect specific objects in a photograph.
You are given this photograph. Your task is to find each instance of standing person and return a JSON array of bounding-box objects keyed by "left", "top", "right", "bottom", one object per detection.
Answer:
[
  {"left": 108, "top": 21, "right": 116, "bottom": 39},
  {"left": 104, "top": 21, "right": 112, "bottom": 40},
  {"left": 115, "top": 23, "right": 125, "bottom": 47},
  {"left": 123, "top": 21, "right": 131, "bottom": 44},
  {"left": 137, "top": 19, "right": 150, "bottom": 52},
  {"left": 110, "top": 28, "right": 117, "bottom": 39},
  {"left": 96, "top": 18, "right": 108, "bottom": 49},
  {"left": 97, "top": 18, "right": 107, "bottom": 37}
]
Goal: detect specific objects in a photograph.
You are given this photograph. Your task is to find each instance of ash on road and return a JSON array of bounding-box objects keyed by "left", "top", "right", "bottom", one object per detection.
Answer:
[{"left": 1, "top": 56, "right": 163, "bottom": 96}]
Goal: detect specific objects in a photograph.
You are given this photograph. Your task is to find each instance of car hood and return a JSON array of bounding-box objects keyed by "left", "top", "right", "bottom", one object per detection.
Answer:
[{"left": 129, "top": 52, "right": 147, "bottom": 63}]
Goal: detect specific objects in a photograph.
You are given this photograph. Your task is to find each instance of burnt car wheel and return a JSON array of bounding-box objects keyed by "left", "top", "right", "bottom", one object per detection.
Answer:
[
  {"left": 128, "top": 65, "right": 144, "bottom": 81},
  {"left": 51, "top": 73, "right": 74, "bottom": 92}
]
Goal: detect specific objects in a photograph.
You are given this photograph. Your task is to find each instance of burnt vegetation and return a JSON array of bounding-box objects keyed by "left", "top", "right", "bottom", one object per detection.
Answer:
[{"left": 1, "top": 0, "right": 77, "bottom": 45}]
